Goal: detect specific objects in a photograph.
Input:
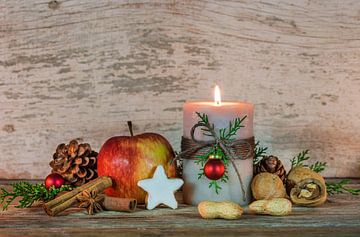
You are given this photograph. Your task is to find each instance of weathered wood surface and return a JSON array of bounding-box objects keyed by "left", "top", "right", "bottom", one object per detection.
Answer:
[
  {"left": 1, "top": 0, "right": 360, "bottom": 179},
  {"left": 0, "top": 181, "right": 360, "bottom": 237}
]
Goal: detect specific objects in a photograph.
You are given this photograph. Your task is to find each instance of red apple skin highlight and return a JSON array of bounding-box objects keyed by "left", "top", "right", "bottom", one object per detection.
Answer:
[{"left": 97, "top": 133, "right": 176, "bottom": 203}]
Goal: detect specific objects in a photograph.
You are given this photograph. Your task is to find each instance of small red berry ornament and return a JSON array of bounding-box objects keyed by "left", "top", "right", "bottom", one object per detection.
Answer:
[
  {"left": 45, "top": 173, "right": 65, "bottom": 189},
  {"left": 204, "top": 154, "right": 225, "bottom": 180}
]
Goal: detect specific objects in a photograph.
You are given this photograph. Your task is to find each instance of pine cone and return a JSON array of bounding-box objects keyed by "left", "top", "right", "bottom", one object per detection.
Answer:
[
  {"left": 254, "top": 155, "right": 286, "bottom": 182},
  {"left": 50, "top": 140, "right": 98, "bottom": 187}
]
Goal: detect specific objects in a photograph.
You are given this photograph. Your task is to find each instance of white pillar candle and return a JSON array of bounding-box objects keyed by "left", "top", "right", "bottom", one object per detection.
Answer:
[{"left": 182, "top": 86, "right": 254, "bottom": 206}]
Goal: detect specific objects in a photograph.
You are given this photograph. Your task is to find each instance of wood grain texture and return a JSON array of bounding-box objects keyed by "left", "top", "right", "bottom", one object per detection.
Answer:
[
  {"left": 0, "top": 0, "right": 360, "bottom": 179},
  {"left": 0, "top": 183, "right": 360, "bottom": 237}
]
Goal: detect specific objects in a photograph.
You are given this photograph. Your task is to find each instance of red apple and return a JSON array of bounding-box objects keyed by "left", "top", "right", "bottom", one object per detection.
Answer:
[{"left": 97, "top": 121, "right": 176, "bottom": 203}]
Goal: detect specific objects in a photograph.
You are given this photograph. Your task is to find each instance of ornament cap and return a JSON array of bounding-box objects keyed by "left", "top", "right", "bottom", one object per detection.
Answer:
[{"left": 208, "top": 154, "right": 222, "bottom": 159}]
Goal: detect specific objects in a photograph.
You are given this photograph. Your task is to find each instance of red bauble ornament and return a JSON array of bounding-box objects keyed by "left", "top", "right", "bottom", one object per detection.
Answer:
[
  {"left": 204, "top": 156, "right": 225, "bottom": 180},
  {"left": 45, "top": 173, "right": 65, "bottom": 189}
]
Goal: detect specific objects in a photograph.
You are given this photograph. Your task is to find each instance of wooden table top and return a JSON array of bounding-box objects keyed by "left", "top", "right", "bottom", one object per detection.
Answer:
[{"left": 0, "top": 181, "right": 359, "bottom": 237}]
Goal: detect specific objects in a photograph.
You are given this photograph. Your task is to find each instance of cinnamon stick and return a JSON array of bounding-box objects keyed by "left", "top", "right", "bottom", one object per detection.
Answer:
[
  {"left": 103, "top": 196, "right": 137, "bottom": 212},
  {"left": 45, "top": 177, "right": 105, "bottom": 209},
  {"left": 44, "top": 176, "right": 112, "bottom": 216}
]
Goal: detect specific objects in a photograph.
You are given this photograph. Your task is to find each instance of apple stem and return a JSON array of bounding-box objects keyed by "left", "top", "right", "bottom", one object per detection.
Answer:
[{"left": 127, "top": 121, "right": 134, "bottom": 136}]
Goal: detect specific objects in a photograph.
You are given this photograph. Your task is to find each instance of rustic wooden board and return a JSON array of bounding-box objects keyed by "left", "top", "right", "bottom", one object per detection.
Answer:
[
  {"left": 0, "top": 182, "right": 360, "bottom": 237},
  {"left": 1, "top": 0, "right": 360, "bottom": 179}
]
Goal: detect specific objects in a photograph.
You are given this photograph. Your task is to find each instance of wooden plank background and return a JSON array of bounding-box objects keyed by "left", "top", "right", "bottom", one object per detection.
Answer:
[{"left": 0, "top": 0, "right": 359, "bottom": 179}]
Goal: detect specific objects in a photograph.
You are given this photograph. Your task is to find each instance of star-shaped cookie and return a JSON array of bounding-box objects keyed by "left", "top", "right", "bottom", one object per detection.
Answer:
[{"left": 137, "top": 165, "right": 184, "bottom": 210}]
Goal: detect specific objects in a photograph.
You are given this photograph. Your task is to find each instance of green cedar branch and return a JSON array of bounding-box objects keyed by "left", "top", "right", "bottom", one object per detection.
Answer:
[
  {"left": 290, "top": 150, "right": 310, "bottom": 168},
  {"left": 310, "top": 161, "right": 327, "bottom": 173},
  {"left": 326, "top": 180, "right": 360, "bottom": 196},
  {"left": 209, "top": 180, "right": 222, "bottom": 194},
  {"left": 0, "top": 182, "right": 73, "bottom": 210},
  {"left": 195, "top": 112, "right": 214, "bottom": 137},
  {"left": 219, "top": 116, "right": 247, "bottom": 140},
  {"left": 253, "top": 141, "right": 268, "bottom": 165}
]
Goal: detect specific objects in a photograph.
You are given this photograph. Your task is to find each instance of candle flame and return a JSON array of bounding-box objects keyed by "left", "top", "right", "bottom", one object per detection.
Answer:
[{"left": 214, "top": 85, "right": 221, "bottom": 106}]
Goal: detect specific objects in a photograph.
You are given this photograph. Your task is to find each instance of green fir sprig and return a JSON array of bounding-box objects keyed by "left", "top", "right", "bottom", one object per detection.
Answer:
[
  {"left": 253, "top": 141, "right": 268, "bottom": 165},
  {"left": 290, "top": 150, "right": 327, "bottom": 172},
  {"left": 326, "top": 180, "right": 360, "bottom": 196},
  {"left": 195, "top": 112, "right": 215, "bottom": 137},
  {"left": 309, "top": 161, "right": 327, "bottom": 173},
  {"left": 194, "top": 112, "right": 246, "bottom": 194},
  {"left": 290, "top": 150, "right": 310, "bottom": 168},
  {"left": 0, "top": 182, "right": 73, "bottom": 210},
  {"left": 219, "top": 116, "right": 247, "bottom": 140}
]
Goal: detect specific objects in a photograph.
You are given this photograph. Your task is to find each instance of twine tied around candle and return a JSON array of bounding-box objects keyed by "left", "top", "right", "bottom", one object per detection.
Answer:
[{"left": 174, "top": 120, "right": 255, "bottom": 202}]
